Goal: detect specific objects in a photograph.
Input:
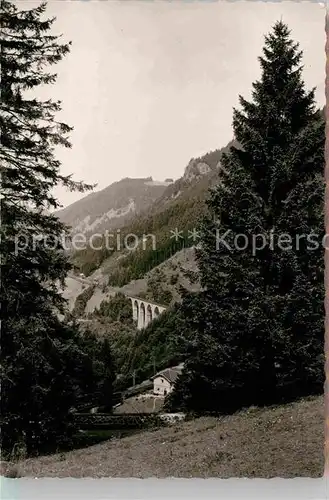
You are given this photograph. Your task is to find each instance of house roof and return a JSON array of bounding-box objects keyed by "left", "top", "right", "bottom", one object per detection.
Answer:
[{"left": 152, "top": 367, "right": 182, "bottom": 384}]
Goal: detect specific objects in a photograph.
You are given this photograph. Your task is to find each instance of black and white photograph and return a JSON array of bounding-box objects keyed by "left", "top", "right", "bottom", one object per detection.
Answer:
[{"left": 1, "top": 0, "right": 326, "bottom": 481}]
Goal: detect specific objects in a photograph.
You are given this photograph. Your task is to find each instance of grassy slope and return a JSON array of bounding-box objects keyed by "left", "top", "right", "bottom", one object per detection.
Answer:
[
  {"left": 16, "top": 395, "right": 323, "bottom": 478},
  {"left": 113, "top": 395, "right": 165, "bottom": 414}
]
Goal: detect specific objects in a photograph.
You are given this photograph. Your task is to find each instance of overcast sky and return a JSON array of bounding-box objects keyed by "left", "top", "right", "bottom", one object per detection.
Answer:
[{"left": 22, "top": 1, "right": 325, "bottom": 208}]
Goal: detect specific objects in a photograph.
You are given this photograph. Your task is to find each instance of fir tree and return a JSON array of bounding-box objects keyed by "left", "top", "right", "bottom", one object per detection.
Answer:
[
  {"left": 0, "top": 1, "right": 111, "bottom": 455},
  {"left": 98, "top": 338, "right": 116, "bottom": 411},
  {"left": 167, "top": 21, "right": 325, "bottom": 413},
  {"left": 75, "top": 331, "right": 116, "bottom": 411}
]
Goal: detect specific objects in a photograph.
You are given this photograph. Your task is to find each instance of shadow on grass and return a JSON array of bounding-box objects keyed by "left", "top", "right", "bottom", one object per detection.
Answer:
[{"left": 67, "top": 428, "right": 145, "bottom": 451}]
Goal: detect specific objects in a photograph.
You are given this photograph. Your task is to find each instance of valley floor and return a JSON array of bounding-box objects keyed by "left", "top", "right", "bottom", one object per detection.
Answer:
[{"left": 14, "top": 395, "right": 323, "bottom": 478}]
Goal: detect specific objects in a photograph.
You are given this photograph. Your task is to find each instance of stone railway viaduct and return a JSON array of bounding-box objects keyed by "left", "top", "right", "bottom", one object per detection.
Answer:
[
  {"left": 68, "top": 274, "right": 167, "bottom": 330},
  {"left": 128, "top": 296, "right": 166, "bottom": 330}
]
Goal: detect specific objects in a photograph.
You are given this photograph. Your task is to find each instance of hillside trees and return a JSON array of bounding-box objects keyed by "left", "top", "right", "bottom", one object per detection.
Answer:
[
  {"left": 1, "top": 0, "right": 114, "bottom": 456},
  {"left": 94, "top": 293, "right": 133, "bottom": 323},
  {"left": 76, "top": 331, "right": 116, "bottom": 412},
  {"left": 82, "top": 296, "right": 188, "bottom": 391},
  {"left": 123, "top": 302, "right": 189, "bottom": 384},
  {"left": 72, "top": 143, "right": 236, "bottom": 281},
  {"left": 167, "top": 21, "right": 325, "bottom": 412}
]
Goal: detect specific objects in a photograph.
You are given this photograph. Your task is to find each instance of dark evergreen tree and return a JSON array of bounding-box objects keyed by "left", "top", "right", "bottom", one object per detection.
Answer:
[
  {"left": 167, "top": 21, "right": 325, "bottom": 413},
  {"left": 0, "top": 1, "right": 112, "bottom": 456},
  {"left": 98, "top": 338, "right": 116, "bottom": 411},
  {"left": 76, "top": 331, "right": 116, "bottom": 412}
]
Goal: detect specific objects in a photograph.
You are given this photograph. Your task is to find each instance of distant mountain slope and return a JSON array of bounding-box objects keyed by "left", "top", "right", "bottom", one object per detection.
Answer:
[
  {"left": 71, "top": 139, "right": 236, "bottom": 280},
  {"left": 57, "top": 177, "right": 171, "bottom": 236}
]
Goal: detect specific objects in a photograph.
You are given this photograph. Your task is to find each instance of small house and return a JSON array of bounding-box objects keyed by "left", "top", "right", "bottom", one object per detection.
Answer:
[{"left": 151, "top": 367, "right": 182, "bottom": 396}]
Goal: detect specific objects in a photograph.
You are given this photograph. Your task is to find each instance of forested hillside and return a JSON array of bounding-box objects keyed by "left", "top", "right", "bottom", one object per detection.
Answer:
[
  {"left": 57, "top": 177, "right": 170, "bottom": 237},
  {"left": 71, "top": 141, "right": 236, "bottom": 281},
  {"left": 77, "top": 293, "right": 188, "bottom": 391}
]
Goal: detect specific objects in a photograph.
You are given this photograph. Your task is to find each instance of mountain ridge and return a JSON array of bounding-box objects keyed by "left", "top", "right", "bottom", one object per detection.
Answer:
[
  {"left": 67, "top": 138, "right": 236, "bottom": 281},
  {"left": 57, "top": 176, "right": 173, "bottom": 236},
  {"left": 58, "top": 139, "right": 236, "bottom": 317}
]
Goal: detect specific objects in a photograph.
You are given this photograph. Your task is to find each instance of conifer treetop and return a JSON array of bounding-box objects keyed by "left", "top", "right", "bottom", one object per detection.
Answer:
[{"left": 1, "top": 0, "right": 93, "bottom": 212}]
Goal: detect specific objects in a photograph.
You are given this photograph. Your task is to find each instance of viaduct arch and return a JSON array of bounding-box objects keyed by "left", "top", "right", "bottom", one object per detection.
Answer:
[
  {"left": 66, "top": 273, "right": 167, "bottom": 330},
  {"left": 129, "top": 296, "right": 166, "bottom": 330}
]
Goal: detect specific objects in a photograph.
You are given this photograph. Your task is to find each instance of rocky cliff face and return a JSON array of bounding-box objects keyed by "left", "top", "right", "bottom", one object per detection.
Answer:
[
  {"left": 182, "top": 159, "right": 212, "bottom": 182},
  {"left": 58, "top": 141, "right": 235, "bottom": 240},
  {"left": 147, "top": 145, "right": 233, "bottom": 214}
]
